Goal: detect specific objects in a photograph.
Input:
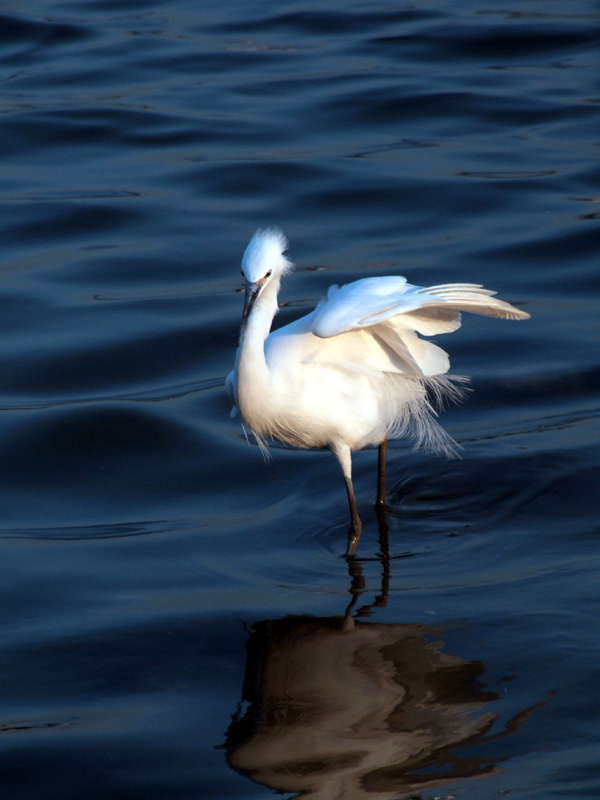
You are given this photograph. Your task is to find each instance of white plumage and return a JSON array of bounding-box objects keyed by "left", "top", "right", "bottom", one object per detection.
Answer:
[{"left": 227, "top": 229, "right": 530, "bottom": 555}]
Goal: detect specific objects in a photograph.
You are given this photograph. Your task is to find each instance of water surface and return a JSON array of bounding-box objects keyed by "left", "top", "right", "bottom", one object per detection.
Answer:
[{"left": 1, "top": 1, "right": 599, "bottom": 798}]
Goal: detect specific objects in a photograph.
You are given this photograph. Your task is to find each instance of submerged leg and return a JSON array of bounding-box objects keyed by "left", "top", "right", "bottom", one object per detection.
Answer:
[
  {"left": 331, "top": 442, "right": 362, "bottom": 556},
  {"left": 376, "top": 439, "right": 387, "bottom": 521}
]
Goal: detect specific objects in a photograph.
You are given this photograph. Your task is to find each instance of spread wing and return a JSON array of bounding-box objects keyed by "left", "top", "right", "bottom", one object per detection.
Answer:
[
  {"left": 312, "top": 277, "right": 530, "bottom": 339},
  {"left": 308, "top": 276, "right": 529, "bottom": 379}
]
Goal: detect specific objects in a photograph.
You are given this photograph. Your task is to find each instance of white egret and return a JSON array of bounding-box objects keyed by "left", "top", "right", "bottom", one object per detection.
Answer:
[{"left": 226, "top": 229, "right": 530, "bottom": 556}]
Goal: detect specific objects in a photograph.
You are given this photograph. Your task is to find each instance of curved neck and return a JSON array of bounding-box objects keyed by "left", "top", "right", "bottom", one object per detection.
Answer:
[{"left": 235, "top": 279, "right": 280, "bottom": 423}]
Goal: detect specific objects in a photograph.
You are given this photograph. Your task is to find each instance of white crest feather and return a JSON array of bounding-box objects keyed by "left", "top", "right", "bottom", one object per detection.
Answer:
[{"left": 241, "top": 228, "right": 293, "bottom": 283}]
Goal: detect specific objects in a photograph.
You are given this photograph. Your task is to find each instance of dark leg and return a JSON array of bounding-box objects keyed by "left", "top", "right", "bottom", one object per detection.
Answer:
[
  {"left": 344, "top": 475, "right": 362, "bottom": 557},
  {"left": 331, "top": 442, "right": 363, "bottom": 556},
  {"left": 376, "top": 439, "right": 387, "bottom": 521}
]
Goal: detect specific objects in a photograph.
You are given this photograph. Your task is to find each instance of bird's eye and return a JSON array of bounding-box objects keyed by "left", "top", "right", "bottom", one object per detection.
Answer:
[{"left": 265, "top": 270, "right": 272, "bottom": 278}]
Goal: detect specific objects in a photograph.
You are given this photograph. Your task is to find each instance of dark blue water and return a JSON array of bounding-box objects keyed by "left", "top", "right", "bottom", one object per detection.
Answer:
[{"left": 1, "top": 1, "right": 599, "bottom": 798}]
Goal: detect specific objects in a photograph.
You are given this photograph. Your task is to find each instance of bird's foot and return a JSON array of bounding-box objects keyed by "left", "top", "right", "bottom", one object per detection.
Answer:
[{"left": 345, "top": 520, "right": 362, "bottom": 558}]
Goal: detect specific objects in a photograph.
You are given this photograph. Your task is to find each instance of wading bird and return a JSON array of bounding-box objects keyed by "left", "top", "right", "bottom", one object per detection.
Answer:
[{"left": 226, "top": 230, "right": 529, "bottom": 556}]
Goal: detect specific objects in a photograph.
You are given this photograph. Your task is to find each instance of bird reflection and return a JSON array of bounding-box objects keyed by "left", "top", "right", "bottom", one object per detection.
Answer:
[{"left": 224, "top": 529, "right": 547, "bottom": 799}]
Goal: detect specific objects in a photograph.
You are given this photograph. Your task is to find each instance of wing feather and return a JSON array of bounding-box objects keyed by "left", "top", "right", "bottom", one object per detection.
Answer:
[
  {"left": 414, "top": 284, "right": 530, "bottom": 320},
  {"left": 312, "top": 277, "right": 529, "bottom": 338}
]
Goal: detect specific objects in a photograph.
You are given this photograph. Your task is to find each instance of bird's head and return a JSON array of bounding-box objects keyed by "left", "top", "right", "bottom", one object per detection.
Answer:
[{"left": 239, "top": 228, "right": 293, "bottom": 342}]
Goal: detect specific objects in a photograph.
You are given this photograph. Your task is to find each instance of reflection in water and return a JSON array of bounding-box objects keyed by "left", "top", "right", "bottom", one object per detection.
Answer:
[
  {"left": 227, "top": 616, "right": 502, "bottom": 799},
  {"left": 225, "top": 531, "right": 545, "bottom": 799}
]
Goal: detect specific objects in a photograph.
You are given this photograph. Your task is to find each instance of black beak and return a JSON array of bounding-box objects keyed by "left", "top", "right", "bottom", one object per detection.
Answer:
[{"left": 238, "top": 281, "right": 261, "bottom": 344}]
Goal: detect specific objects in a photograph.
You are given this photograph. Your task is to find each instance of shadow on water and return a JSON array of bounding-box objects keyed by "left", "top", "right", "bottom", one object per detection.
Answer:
[{"left": 224, "top": 525, "right": 551, "bottom": 800}]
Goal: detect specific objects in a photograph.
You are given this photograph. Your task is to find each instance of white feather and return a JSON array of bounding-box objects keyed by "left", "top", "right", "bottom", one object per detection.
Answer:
[{"left": 228, "top": 230, "right": 530, "bottom": 552}]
